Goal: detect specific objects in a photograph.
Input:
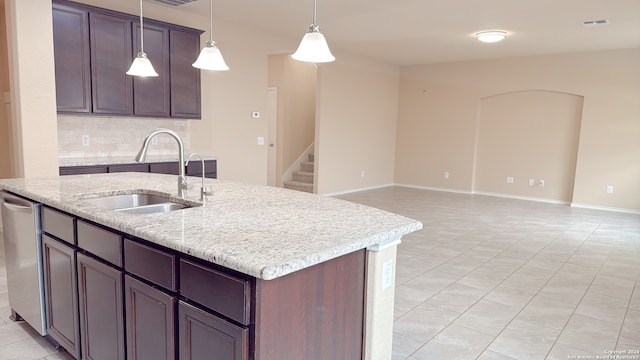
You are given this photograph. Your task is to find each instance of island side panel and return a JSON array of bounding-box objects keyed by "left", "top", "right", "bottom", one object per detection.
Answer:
[{"left": 253, "top": 249, "right": 366, "bottom": 360}]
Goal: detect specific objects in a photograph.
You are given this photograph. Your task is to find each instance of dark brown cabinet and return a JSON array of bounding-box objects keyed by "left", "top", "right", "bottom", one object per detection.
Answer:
[
  {"left": 77, "top": 253, "right": 125, "bottom": 360},
  {"left": 51, "top": 0, "right": 201, "bottom": 119},
  {"left": 125, "top": 275, "right": 176, "bottom": 360},
  {"left": 52, "top": 3, "right": 91, "bottom": 113},
  {"left": 90, "top": 12, "right": 133, "bottom": 115},
  {"left": 35, "top": 201, "right": 365, "bottom": 360},
  {"left": 133, "top": 22, "right": 171, "bottom": 117},
  {"left": 42, "top": 234, "right": 81, "bottom": 359},
  {"left": 178, "top": 301, "right": 248, "bottom": 360},
  {"left": 170, "top": 30, "right": 201, "bottom": 118},
  {"left": 107, "top": 163, "right": 150, "bottom": 173},
  {"left": 60, "top": 160, "right": 217, "bottom": 179}
]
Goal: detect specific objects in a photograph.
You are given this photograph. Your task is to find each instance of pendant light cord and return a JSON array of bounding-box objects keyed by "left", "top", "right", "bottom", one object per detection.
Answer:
[
  {"left": 139, "top": 0, "right": 145, "bottom": 53},
  {"left": 209, "top": 0, "right": 213, "bottom": 42},
  {"left": 312, "top": 0, "right": 317, "bottom": 25}
]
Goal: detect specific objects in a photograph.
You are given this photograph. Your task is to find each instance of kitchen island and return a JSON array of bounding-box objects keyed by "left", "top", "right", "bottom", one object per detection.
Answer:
[{"left": 0, "top": 173, "right": 422, "bottom": 360}]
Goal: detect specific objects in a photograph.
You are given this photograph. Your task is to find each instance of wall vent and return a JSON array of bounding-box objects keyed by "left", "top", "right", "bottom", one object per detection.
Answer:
[
  {"left": 151, "top": 0, "right": 198, "bottom": 6},
  {"left": 581, "top": 19, "right": 610, "bottom": 27}
]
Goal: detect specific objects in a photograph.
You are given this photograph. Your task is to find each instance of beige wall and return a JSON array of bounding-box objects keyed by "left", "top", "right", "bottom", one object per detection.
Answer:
[
  {"left": 5, "top": 0, "right": 59, "bottom": 178},
  {"left": 316, "top": 52, "right": 400, "bottom": 195},
  {"left": 268, "top": 54, "right": 316, "bottom": 185},
  {"left": 0, "top": 0, "right": 12, "bottom": 178},
  {"left": 475, "top": 90, "right": 583, "bottom": 202},
  {"left": 396, "top": 48, "right": 640, "bottom": 211}
]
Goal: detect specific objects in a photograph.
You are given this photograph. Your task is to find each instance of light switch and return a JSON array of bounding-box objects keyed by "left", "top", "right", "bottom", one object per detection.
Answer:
[{"left": 257, "top": 137, "right": 265, "bottom": 145}]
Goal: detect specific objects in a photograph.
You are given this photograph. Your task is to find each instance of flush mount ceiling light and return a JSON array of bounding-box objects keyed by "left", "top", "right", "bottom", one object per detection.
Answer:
[
  {"left": 475, "top": 31, "right": 507, "bottom": 43},
  {"left": 192, "top": 0, "right": 229, "bottom": 71},
  {"left": 292, "top": 0, "right": 335, "bottom": 63},
  {"left": 127, "top": 0, "right": 159, "bottom": 77}
]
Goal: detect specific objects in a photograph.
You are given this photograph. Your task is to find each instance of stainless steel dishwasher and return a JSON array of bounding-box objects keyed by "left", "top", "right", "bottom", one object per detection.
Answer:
[{"left": 1, "top": 191, "right": 46, "bottom": 335}]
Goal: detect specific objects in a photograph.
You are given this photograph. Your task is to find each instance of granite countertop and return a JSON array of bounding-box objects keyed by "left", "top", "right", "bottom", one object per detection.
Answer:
[
  {"left": 0, "top": 173, "right": 422, "bottom": 280},
  {"left": 59, "top": 155, "right": 217, "bottom": 167}
]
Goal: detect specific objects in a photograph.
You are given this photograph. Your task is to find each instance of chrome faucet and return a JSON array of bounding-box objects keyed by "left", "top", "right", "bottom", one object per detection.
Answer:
[
  {"left": 186, "top": 153, "right": 213, "bottom": 202},
  {"left": 135, "top": 128, "right": 192, "bottom": 198}
]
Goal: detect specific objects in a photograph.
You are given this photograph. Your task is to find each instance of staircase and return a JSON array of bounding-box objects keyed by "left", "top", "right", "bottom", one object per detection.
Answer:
[{"left": 283, "top": 154, "right": 314, "bottom": 193}]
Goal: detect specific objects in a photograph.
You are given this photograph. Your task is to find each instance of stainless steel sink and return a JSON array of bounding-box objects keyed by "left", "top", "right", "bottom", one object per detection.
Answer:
[{"left": 79, "top": 193, "right": 197, "bottom": 214}]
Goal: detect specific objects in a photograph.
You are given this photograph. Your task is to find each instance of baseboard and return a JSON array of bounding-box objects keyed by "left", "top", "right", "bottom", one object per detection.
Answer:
[
  {"left": 570, "top": 203, "right": 640, "bottom": 215},
  {"left": 471, "top": 191, "right": 570, "bottom": 205},
  {"left": 394, "top": 183, "right": 472, "bottom": 195},
  {"left": 322, "top": 183, "right": 394, "bottom": 197}
]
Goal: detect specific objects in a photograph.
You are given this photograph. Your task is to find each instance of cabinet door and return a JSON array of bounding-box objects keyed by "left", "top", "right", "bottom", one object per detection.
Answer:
[
  {"left": 52, "top": 3, "right": 91, "bottom": 113},
  {"left": 178, "top": 301, "right": 248, "bottom": 360},
  {"left": 42, "top": 235, "right": 81, "bottom": 359},
  {"left": 133, "top": 21, "right": 171, "bottom": 117},
  {"left": 169, "top": 29, "right": 201, "bottom": 118},
  {"left": 90, "top": 13, "right": 133, "bottom": 115},
  {"left": 77, "top": 253, "right": 125, "bottom": 360},
  {"left": 125, "top": 275, "right": 176, "bottom": 360}
]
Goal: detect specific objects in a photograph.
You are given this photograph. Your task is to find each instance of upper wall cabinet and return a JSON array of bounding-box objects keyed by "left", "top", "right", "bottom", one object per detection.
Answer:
[
  {"left": 170, "top": 30, "right": 201, "bottom": 118},
  {"left": 52, "top": 0, "right": 202, "bottom": 119},
  {"left": 133, "top": 22, "right": 170, "bottom": 117},
  {"left": 52, "top": 3, "right": 91, "bottom": 113},
  {"left": 90, "top": 12, "right": 134, "bottom": 115}
]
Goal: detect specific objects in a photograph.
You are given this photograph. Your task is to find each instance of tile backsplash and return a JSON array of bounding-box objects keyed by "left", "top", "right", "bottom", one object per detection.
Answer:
[{"left": 58, "top": 115, "right": 191, "bottom": 159}]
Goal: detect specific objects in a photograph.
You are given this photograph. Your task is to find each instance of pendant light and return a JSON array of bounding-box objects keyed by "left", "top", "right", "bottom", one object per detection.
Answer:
[
  {"left": 126, "top": 0, "right": 158, "bottom": 77},
  {"left": 192, "top": 0, "right": 229, "bottom": 71},
  {"left": 291, "top": 0, "right": 335, "bottom": 63}
]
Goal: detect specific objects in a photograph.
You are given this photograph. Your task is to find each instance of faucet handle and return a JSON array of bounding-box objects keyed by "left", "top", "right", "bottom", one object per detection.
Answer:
[{"left": 200, "top": 185, "right": 213, "bottom": 202}]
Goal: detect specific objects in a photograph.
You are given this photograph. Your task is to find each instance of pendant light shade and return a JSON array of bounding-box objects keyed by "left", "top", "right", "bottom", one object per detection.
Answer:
[
  {"left": 127, "top": 0, "right": 158, "bottom": 77},
  {"left": 292, "top": 0, "right": 335, "bottom": 63},
  {"left": 193, "top": 0, "right": 229, "bottom": 71},
  {"left": 127, "top": 52, "right": 158, "bottom": 76},
  {"left": 193, "top": 41, "right": 229, "bottom": 70}
]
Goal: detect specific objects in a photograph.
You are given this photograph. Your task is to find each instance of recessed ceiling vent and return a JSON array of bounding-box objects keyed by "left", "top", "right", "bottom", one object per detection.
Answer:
[
  {"left": 581, "top": 19, "right": 610, "bottom": 27},
  {"left": 151, "top": 0, "right": 198, "bottom": 6}
]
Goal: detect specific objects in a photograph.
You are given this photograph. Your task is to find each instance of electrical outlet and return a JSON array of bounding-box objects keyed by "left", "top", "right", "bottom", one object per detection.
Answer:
[
  {"left": 444, "top": 171, "right": 450, "bottom": 179},
  {"left": 506, "top": 176, "right": 514, "bottom": 184},
  {"left": 361, "top": 171, "right": 365, "bottom": 178},
  {"left": 528, "top": 178, "right": 535, "bottom": 186},
  {"left": 151, "top": 136, "right": 158, "bottom": 145},
  {"left": 606, "top": 185, "right": 613, "bottom": 194},
  {"left": 539, "top": 179, "right": 545, "bottom": 187},
  {"left": 257, "top": 137, "right": 265, "bottom": 145},
  {"left": 251, "top": 111, "right": 260, "bottom": 119},
  {"left": 82, "top": 135, "right": 90, "bottom": 146}
]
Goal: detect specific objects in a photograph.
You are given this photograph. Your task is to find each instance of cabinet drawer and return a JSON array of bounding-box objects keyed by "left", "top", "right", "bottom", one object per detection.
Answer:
[
  {"left": 77, "top": 220, "right": 122, "bottom": 267},
  {"left": 108, "top": 164, "right": 150, "bottom": 173},
  {"left": 41, "top": 207, "right": 75, "bottom": 244},
  {"left": 124, "top": 240, "right": 176, "bottom": 291},
  {"left": 186, "top": 160, "right": 216, "bottom": 176},
  {"left": 149, "top": 162, "right": 180, "bottom": 175},
  {"left": 180, "top": 259, "right": 251, "bottom": 325},
  {"left": 59, "top": 166, "right": 108, "bottom": 175}
]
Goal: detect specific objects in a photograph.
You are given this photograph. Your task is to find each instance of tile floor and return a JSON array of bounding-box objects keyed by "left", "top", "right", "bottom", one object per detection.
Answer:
[
  {"left": 0, "top": 186, "right": 638, "bottom": 359},
  {"left": 337, "top": 187, "right": 640, "bottom": 360}
]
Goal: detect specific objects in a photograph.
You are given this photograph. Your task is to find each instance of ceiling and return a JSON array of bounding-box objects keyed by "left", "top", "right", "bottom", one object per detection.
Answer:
[{"left": 111, "top": 0, "right": 640, "bottom": 66}]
